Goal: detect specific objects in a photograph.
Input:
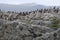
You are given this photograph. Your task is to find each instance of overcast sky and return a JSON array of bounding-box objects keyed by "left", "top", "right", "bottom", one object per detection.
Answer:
[{"left": 0, "top": 0, "right": 60, "bottom": 6}]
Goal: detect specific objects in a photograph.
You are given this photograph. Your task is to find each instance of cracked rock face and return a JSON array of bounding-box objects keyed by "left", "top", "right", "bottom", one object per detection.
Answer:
[
  {"left": 0, "top": 20, "right": 59, "bottom": 40},
  {"left": 0, "top": 8, "right": 60, "bottom": 40}
]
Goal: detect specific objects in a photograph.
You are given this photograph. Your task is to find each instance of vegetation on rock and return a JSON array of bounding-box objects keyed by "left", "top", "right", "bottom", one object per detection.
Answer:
[{"left": 48, "top": 17, "right": 60, "bottom": 29}]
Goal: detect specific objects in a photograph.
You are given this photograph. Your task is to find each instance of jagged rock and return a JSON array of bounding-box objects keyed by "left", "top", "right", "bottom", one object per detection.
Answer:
[
  {"left": 31, "top": 20, "right": 44, "bottom": 25},
  {"left": 20, "top": 29, "right": 32, "bottom": 36},
  {"left": 28, "top": 24, "right": 54, "bottom": 38},
  {"left": 0, "top": 31, "right": 4, "bottom": 38},
  {"left": 0, "top": 8, "right": 60, "bottom": 40},
  {"left": 41, "top": 13, "right": 55, "bottom": 20},
  {"left": 24, "top": 36, "right": 33, "bottom": 40},
  {"left": 34, "top": 28, "right": 60, "bottom": 40}
]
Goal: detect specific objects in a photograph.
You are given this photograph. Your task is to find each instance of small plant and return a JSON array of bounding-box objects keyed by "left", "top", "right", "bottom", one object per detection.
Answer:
[
  {"left": 26, "top": 18, "right": 31, "bottom": 24},
  {"left": 48, "top": 17, "right": 60, "bottom": 29},
  {"left": 25, "top": 14, "right": 36, "bottom": 25},
  {"left": 51, "top": 17, "right": 59, "bottom": 28}
]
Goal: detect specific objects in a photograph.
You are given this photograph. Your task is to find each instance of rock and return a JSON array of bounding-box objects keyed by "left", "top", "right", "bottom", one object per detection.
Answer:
[
  {"left": 0, "top": 8, "right": 60, "bottom": 40},
  {"left": 24, "top": 36, "right": 33, "bottom": 40},
  {"left": 34, "top": 28, "right": 60, "bottom": 40},
  {"left": 20, "top": 29, "right": 32, "bottom": 36},
  {"left": 0, "top": 31, "right": 4, "bottom": 37}
]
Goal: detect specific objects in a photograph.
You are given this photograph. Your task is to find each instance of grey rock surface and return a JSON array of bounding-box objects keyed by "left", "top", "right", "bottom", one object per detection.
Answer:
[{"left": 0, "top": 8, "right": 60, "bottom": 40}]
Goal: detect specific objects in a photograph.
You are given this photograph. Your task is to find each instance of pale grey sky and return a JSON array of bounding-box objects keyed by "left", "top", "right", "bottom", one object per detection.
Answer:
[{"left": 0, "top": 0, "right": 60, "bottom": 6}]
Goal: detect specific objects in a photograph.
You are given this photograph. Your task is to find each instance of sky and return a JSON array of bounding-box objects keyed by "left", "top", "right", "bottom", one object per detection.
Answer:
[{"left": 0, "top": 0, "right": 60, "bottom": 6}]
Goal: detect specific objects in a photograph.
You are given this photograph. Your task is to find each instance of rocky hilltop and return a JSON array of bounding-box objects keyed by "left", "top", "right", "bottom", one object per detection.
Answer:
[{"left": 0, "top": 7, "right": 60, "bottom": 40}]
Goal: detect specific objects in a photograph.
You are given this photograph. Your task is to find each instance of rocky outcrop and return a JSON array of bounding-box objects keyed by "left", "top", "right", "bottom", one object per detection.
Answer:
[
  {"left": 0, "top": 7, "right": 60, "bottom": 40},
  {"left": 0, "top": 20, "right": 59, "bottom": 40}
]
